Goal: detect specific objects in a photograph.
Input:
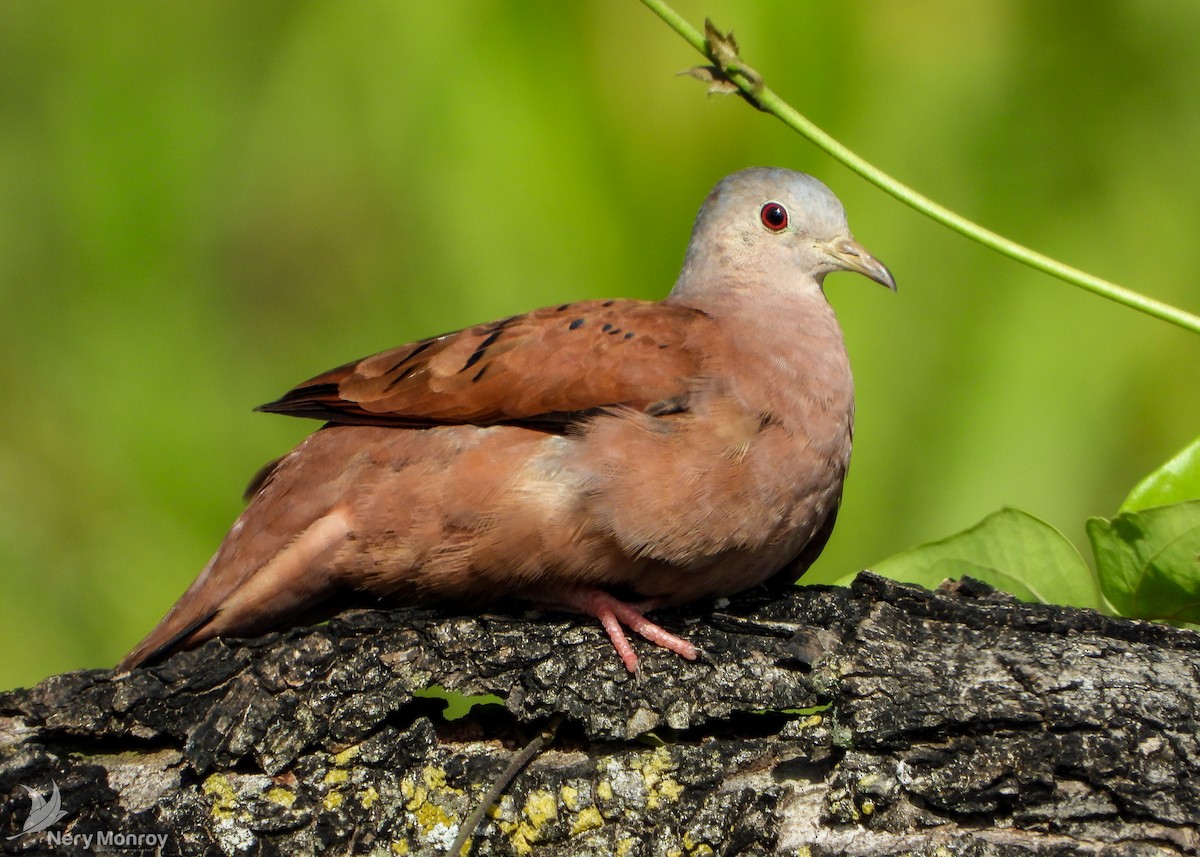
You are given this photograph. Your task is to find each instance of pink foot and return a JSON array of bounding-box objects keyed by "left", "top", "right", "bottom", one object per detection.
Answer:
[{"left": 557, "top": 589, "right": 698, "bottom": 673}]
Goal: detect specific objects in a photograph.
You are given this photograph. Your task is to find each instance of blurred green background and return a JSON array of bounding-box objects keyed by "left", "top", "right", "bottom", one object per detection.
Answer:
[{"left": 2, "top": 2, "right": 1198, "bottom": 691}]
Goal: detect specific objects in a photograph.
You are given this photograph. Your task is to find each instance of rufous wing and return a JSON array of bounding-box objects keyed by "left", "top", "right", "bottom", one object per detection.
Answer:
[{"left": 256, "top": 299, "right": 713, "bottom": 427}]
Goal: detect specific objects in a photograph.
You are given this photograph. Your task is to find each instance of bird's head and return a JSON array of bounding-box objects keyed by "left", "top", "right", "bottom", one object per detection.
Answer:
[{"left": 672, "top": 167, "right": 895, "bottom": 301}]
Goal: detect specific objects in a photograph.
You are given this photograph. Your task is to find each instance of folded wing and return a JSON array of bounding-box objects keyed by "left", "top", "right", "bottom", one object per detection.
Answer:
[{"left": 257, "top": 299, "right": 713, "bottom": 427}]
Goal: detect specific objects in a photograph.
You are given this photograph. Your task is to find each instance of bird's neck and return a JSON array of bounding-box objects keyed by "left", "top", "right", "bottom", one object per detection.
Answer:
[
  {"left": 669, "top": 273, "right": 848, "bottom": 365},
  {"left": 668, "top": 277, "right": 854, "bottom": 433}
]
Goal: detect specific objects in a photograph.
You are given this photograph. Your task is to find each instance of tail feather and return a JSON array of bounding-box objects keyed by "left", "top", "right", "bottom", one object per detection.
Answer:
[
  {"left": 117, "top": 609, "right": 217, "bottom": 673},
  {"left": 116, "top": 549, "right": 230, "bottom": 672},
  {"left": 117, "top": 509, "right": 353, "bottom": 672}
]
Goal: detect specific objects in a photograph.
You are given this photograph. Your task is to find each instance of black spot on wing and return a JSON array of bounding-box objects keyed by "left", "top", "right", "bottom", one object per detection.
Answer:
[
  {"left": 569, "top": 318, "right": 585, "bottom": 330},
  {"left": 386, "top": 339, "right": 436, "bottom": 375},
  {"left": 385, "top": 363, "right": 422, "bottom": 391},
  {"left": 461, "top": 327, "right": 505, "bottom": 373}
]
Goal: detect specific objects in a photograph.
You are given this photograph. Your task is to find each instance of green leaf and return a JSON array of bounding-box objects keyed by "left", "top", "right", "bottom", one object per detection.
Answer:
[
  {"left": 1086, "top": 499, "right": 1200, "bottom": 622},
  {"left": 1120, "top": 436, "right": 1200, "bottom": 513},
  {"left": 853, "top": 507, "right": 1102, "bottom": 609},
  {"left": 413, "top": 685, "right": 504, "bottom": 721}
]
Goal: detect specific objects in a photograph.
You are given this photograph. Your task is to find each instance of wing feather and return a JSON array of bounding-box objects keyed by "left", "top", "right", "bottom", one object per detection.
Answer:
[{"left": 257, "top": 299, "right": 713, "bottom": 427}]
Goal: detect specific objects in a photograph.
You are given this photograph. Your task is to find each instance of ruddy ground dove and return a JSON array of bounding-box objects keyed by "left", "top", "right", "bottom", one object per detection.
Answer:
[{"left": 119, "top": 168, "right": 894, "bottom": 674}]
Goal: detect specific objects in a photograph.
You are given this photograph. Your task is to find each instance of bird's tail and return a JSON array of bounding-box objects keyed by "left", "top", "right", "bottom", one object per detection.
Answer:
[{"left": 117, "top": 509, "right": 353, "bottom": 672}]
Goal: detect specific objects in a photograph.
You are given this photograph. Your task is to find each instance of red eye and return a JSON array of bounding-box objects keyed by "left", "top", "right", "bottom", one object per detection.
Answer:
[{"left": 760, "top": 202, "right": 788, "bottom": 231}]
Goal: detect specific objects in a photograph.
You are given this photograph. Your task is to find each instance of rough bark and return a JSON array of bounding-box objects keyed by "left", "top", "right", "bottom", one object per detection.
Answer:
[{"left": 2, "top": 573, "right": 1198, "bottom": 856}]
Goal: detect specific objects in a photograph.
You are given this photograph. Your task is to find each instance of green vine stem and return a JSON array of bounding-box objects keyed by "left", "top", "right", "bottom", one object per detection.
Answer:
[{"left": 640, "top": 0, "right": 1200, "bottom": 336}]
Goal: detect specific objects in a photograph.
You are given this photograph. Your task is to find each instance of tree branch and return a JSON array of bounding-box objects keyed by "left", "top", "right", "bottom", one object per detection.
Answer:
[{"left": 2, "top": 573, "right": 1198, "bottom": 855}]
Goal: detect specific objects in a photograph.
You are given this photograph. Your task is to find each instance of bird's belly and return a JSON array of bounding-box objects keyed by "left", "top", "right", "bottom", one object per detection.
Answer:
[
  {"left": 572, "top": 407, "right": 849, "bottom": 602},
  {"left": 323, "top": 404, "right": 848, "bottom": 606}
]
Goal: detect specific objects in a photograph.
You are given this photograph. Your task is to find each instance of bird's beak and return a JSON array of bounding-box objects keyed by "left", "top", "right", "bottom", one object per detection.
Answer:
[{"left": 819, "top": 237, "right": 897, "bottom": 291}]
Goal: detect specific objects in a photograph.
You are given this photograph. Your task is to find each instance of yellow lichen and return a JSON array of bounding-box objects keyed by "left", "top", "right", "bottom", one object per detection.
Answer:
[
  {"left": 571, "top": 806, "right": 604, "bottom": 835},
  {"left": 495, "top": 817, "right": 533, "bottom": 857},
  {"left": 201, "top": 772, "right": 253, "bottom": 824},
  {"left": 404, "top": 784, "right": 428, "bottom": 809},
  {"left": 616, "top": 838, "right": 637, "bottom": 857},
  {"left": 264, "top": 786, "right": 295, "bottom": 808},
  {"left": 479, "top": 788, "right": 557, "bottom": 855},
  {"left": 632, "top": 747, "right": 684, "bottom": 810},
  {"left": 413, "top": 799, "right": 453, "bottom": 835},
  {"left": 323, "top": 791, "right": 343, "bottom": 810},
  {"left": 489, "top": 791, "right": 561, "bottom": 857},
  {"left": 390, "top": 840, "right": 410, "bottom": 855},
  {"left": 559, "top": 784, "right": 580, "bottom": 811},
  {"left": 399, "top": 763, "right": 467, "bottom": 845},
  {"left": 421, "top": 765, "right": 448, "bottom": 791},
  {"left": 523, "top": 789, "right": 558, "bottom": 827},
  {"left": 658, "top": 776, "right": 684, "bottom": 803},
  {"left": 596, "top": 781, "right": 614, "bottom": 802},
  {"left": 201, "top": 773, "right": 256, "bottom": 832},
  {"left": 860, "top": 799, "right": 875, "bottom": 816},
  {"left": 358, "top": 786, "right": 379, "bottom": 809},
  {"left": 324, "top": 768, "right": 350, "bottom": 786},
  {"left": 202, "top": 773, "right": 237, "bottom": 811},
  {"left": 332, "top": 744, "right": 360, "bottom": 766}
]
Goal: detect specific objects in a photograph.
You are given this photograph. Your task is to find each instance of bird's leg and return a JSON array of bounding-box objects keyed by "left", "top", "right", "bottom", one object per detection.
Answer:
[{"left": 556, "top": 588, "right": 698, "bottom": 673}]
